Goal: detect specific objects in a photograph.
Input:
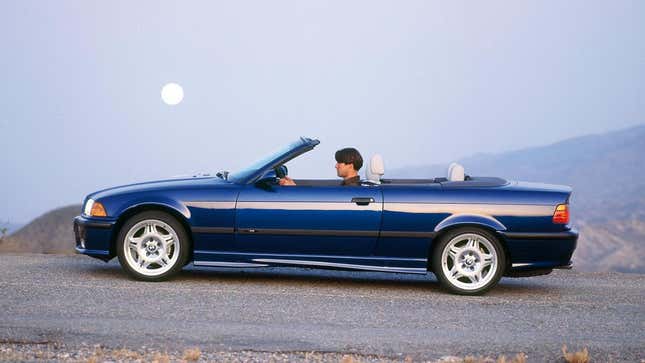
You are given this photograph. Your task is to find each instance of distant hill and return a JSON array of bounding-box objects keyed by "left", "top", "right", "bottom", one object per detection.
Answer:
[
  {"left": 0, "top": 205, "right": 80, "bottom": 254},
  {"left": 390, "top": 123, "right": 645, "bottom": 272}
]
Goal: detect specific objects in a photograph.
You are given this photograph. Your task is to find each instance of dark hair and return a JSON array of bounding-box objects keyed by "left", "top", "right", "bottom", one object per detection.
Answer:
[{"left": 335, "top": 147, "right": 363, "bottom": 171}]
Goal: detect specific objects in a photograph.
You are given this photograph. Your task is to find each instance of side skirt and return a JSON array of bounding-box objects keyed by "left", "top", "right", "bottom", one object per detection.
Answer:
[{"left": 193, "top": 251, "right": 428, "bottom": 274}]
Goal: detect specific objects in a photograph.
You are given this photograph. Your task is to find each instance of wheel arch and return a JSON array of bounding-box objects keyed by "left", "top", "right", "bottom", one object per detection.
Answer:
[
  {"left": 110, "top": 203, "right": 194, "bottom": 261},
  {"left": 428, "top": 222, "right": 512, "bottom": 274}
]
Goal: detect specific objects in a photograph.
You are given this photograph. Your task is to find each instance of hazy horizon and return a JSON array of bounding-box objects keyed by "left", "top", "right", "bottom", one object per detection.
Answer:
[{"left": 1, "top": 1, "right": 644, "bottom": 223}]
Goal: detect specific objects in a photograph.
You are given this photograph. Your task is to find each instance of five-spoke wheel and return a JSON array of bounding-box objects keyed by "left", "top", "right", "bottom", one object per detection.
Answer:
[
  {"left": 432, "top": 228, "right": 506, "bottom": 295},
  {"left": 117, "top": 211, "right": 189, "bottom": 281}
]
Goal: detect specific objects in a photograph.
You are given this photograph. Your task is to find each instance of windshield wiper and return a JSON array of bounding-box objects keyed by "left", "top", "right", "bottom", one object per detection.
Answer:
[{"left": 216, "top": 170, "right": 229, "bottom": 180}]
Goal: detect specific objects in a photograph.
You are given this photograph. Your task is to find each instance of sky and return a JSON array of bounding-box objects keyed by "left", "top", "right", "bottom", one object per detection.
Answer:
[{"left": 1, "top": 1, "right": 644, "bottom": 223}]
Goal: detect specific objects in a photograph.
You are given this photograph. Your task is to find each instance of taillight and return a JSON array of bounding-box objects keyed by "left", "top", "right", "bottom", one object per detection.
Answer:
[{"left": 553, "top": 204, "right": 569, "bottom": 224}]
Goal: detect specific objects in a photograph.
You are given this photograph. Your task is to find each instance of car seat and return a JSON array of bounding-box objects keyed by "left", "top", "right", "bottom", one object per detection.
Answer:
[
  {"left": 447, "top": 162, "right": 465, "bottom": 181},
  {"left": 365, "top": 154, "right": 385, "bottom": 184}
]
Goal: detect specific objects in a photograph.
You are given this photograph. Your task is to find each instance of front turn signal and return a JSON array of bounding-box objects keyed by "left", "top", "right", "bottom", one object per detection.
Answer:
[
  {"left": 552, "top": 204, "right": 569, "bottom": 224},
  {"left": 90, "top": 202, "right": 107, "bottom": 217}
]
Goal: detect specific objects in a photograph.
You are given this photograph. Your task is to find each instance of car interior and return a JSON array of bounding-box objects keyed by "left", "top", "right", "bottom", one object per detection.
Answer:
[{"left": 277, "top": 154, "right": 507, "bottom": 187}]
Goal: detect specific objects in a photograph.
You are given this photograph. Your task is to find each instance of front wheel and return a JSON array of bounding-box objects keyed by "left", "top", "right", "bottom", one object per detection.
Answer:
[
  {"left": 116, "top": 211, "right": 190, "bottom": 281},
  {"left": 432, "top": 228, "right": 506, "bottom": 295}
]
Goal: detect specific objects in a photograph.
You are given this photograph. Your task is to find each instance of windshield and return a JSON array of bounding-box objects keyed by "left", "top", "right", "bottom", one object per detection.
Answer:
[{"left": 227, "top": 140, "right": 305, "bottom": 183}]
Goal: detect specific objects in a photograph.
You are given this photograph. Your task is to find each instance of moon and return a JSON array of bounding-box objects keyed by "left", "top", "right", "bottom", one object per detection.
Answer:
[{"left": 161, "top": 83, "right": 184, "bottom": 105}]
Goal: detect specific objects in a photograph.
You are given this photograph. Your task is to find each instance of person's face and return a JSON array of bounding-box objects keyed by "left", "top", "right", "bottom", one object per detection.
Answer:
[{"left": 335, "top": 162, "right": 354, "bottom": 178}]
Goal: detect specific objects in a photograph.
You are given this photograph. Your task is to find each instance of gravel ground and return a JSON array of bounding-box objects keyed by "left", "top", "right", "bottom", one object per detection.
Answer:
[
  {"left": 0, "top": 254, "right": 643, "bottom": 362},
  {"left": 0, "top": 343, "right": 417, "bottom": 363}
]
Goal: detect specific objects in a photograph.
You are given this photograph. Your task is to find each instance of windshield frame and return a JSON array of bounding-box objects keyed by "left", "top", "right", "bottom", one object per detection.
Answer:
[{"left": 227, "top": 137, "right": 320, "bottom": 184}]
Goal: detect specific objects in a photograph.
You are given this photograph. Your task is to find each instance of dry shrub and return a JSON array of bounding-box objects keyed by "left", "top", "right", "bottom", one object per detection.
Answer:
[
  {"left": 340, "top": 354, "right": 361, "bottom": 363},
  {"left": 183, "top": 347, "right": 201, "bottom": 361},
  {"left": 562, "top": 345, "right": 590, "bottom": 363},
  {"left": 112, "top": 347, "right": 142, "bottom": 360},
  {"left": 151, "top": 351, "right": 171, "bottom": 363},
  {"left": 462, "top": 356, "right": 495, "bottom": 363},
  {"left": 497, "top": 352, "right": 527, "bottom": 363},
  {"left": 86, "top": 346, "right": 105, "bottom": 363}
]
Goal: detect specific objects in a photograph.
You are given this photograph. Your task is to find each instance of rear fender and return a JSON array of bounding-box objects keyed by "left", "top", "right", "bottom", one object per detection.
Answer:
[{"left": 434, "top": 214, "right": 506, "bottom": 233}]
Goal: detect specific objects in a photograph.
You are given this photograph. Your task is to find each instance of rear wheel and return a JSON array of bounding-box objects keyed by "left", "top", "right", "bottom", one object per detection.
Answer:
[
  {"left": 432, "top": 227, "right": 506, "bottom": 295},
  {"left": 116, "top": 211, "right": 189, "bottom": 281}
]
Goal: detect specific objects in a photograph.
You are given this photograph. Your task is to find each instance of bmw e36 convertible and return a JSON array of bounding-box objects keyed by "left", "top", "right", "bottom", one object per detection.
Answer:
[{"left": 74, "top": 137, "right": 578, "bottom": 295}]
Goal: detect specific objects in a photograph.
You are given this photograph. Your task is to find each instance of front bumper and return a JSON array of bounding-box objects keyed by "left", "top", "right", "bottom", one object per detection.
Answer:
[{"left": 74, "top": 215, "right": 117, "bottom": 261}]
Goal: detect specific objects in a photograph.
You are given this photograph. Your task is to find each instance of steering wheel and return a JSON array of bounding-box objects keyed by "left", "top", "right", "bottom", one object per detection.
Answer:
[{"left": 274, "top": 164, "right": 288, "bottom": 179}]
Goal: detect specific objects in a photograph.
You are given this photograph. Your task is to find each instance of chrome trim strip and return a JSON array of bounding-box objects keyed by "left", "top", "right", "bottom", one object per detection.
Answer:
[
  {"left": 193, "top": 250, "right": 427, "bottom": 262},
  {"left": 238, "top": 228, "right": 377, "bottom": 237},
  {"left": 191, "top": 226, "right": 235, "bottom": 234},
  {"left": 194, "top": 261, "right": 268, "bottom": 268},
  {"left": 185, "top": 201, "right": 236, "bottom": 209},
  {"left": 511, "top": 263, "right": 532, "bottom": 267},
  {"left": 385, "top": 203, "right": 554, "bottom": 217},
  {"left": 237, "top": 201, "right": 381, "bottom": 212},
  {"left": 253, "top": 258, "right": 427, "bottom": 274},
  {"left": 380, "top": 231, "right": 437, "bottom": 238}
]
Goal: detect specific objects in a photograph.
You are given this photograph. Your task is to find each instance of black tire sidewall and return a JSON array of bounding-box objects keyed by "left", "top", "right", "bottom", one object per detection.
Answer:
[
  {"left": 432, "top": 227, "right": 506, "bottom": 295},
  {"left": 116, "top": 211, "right": 190, "bottom": 281}
]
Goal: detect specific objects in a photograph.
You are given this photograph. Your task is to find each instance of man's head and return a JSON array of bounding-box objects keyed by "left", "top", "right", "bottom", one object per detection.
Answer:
[{"left": 334, "top": 147, "right": 363, "bottom": 178}]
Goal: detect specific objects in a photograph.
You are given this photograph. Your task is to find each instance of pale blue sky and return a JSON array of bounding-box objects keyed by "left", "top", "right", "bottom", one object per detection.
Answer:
[{"left": 1, "top": 1, "right": 644, "bottom": 223}]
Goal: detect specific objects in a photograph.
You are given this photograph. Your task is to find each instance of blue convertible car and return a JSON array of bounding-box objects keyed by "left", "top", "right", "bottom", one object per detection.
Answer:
[{"left": 74, "top": 137, "right": 577, "bottom": 294}]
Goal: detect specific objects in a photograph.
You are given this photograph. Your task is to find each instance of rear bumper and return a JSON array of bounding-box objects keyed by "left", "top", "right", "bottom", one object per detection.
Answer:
[
  {"left": 500, "top": 228, "right": 578, "bottom": 273},
  {"left": 499, "top": 230, "right": 579, "bottom": 240},
  {"left": 74, "top": 215, "right": 116, "bottom": 261}
]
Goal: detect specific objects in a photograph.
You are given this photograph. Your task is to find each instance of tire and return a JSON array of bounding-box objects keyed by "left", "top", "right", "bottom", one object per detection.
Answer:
[
  {"left": 116, "top": 211, "right": 190, "bottom": 281},
  {"left": 431, "top": 227, "right": 506, "bottom": 295}
]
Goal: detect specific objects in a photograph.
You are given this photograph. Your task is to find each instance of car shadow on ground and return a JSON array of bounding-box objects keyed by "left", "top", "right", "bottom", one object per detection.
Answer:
[{"left": 82, "top": 260, "right": 557, "bottom": 297}]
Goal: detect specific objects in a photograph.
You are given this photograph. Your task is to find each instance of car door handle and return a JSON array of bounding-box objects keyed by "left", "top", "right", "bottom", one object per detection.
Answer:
[{"left": 351, "top": 197, "right": 375, "bottom": 206}]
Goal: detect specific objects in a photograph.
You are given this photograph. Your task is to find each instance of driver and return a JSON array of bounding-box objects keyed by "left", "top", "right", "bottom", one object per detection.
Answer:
[{"left": 279, "top": 147, "right": 363, "bottom": 186}]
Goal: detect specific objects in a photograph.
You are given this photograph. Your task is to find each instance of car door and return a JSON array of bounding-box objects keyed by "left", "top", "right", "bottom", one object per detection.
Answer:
[{"left": 235, "top": 183, "right": 383, "bottom": 257}]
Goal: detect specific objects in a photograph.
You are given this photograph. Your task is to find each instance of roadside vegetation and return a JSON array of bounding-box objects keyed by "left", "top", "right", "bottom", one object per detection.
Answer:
[{"left": 0, "top": 343, "right": 594, "bottom": 362}]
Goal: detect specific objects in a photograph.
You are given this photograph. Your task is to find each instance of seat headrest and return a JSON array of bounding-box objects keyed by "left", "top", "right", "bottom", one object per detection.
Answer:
[
  {"left": 447, "top": 162, "right": 465, "bottom": 181},
  {"left": 365, "top": 154, "right": 385, "bottom": 184}
]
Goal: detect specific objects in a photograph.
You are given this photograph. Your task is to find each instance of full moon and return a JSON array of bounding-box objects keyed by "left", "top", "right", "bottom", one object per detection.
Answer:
[{"left": 161, "top": 83, "right": 184, "bottom": 105}]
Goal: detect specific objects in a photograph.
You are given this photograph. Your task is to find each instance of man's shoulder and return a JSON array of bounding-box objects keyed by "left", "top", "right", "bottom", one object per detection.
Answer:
[{"left": 341, "top": 175, "right": 361, "bottom": 186}]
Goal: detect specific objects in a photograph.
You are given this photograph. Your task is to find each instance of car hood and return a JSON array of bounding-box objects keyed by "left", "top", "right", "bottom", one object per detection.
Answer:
[{"left": 88, "top": 174, "right": 227, "bottom": 200}]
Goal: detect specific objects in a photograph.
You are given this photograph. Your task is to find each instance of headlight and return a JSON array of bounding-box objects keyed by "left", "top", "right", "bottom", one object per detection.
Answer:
[
  {"left": 84, "top": 199, "right": 107, "bottom": 217},
  {"left": 83, "top": 199, "right": 94, "bottom": 216}
]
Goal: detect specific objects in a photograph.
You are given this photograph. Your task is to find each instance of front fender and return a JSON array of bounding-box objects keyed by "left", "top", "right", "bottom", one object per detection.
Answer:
[
  {"left": 114, "top": 197, "right": 191, "bottom": 220},
  {"left": 434, "top": 213, "right": 506, "bottom": 232}
]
